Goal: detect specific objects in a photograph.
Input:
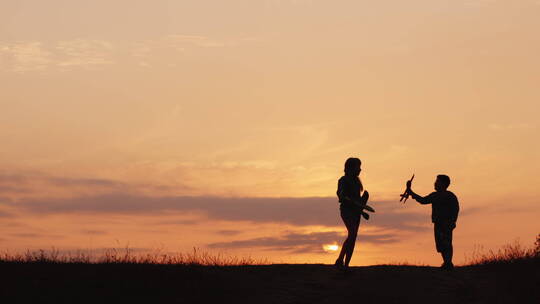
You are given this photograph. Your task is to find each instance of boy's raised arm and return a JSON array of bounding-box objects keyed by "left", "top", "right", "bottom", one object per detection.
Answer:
[
  {"left": 406, "top": 182, "right": 431, "bottom": 205},
  {"left": 410, "top": 191, "right": 430, "bottom": 204}
]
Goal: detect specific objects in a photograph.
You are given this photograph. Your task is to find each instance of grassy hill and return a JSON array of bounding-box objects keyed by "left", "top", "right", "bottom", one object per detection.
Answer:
[
  {"left": 0, "top": 259, "right": 538, "bottom": 304},
  {"left": 2, "top": 236, "right": 538, "bottom": 303}
]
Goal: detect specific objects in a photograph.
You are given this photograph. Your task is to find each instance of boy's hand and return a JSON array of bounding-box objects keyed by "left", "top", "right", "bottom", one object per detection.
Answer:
[{"left": 400, "top": 174, "right": 414, "bottom": 203}]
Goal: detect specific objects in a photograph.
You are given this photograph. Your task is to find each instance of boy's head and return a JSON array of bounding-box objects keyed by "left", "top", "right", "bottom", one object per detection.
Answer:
[{"left": 434, "top": 174, "right": 451, "bottom": 191}]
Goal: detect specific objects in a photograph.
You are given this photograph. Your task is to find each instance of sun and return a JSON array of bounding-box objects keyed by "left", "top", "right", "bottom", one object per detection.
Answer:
[{"left": 323, "top": 244, "right": 339, "bottom": 252}]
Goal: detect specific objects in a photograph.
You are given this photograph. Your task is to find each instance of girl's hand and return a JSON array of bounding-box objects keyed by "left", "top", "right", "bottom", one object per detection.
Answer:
[{"left": 362, "top": 190, "right": 369, "bottom": 203}]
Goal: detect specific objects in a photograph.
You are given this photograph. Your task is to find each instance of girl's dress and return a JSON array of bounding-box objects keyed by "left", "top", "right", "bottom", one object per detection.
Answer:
[{"left": 337, "top": 175, "right": 362, "bottom": 220}]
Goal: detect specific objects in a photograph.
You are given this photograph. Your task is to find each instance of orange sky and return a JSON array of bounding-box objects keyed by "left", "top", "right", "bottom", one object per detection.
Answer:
[{"left": 1, "top": 0, "right": 539, "bottom": 265}]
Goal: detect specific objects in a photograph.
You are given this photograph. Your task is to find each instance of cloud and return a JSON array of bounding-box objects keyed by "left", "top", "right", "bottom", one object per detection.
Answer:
[
  {"left": 46, "top": 176, "right": 127, "bottom": 188},
  {"left": 0, "top": 41, "right": 52, "bottom": 72},
  {"left": 6, "top": 193, "right": 429, "bottom": 233},
  {"left": 0, "top": 171, "right": 188, "bottom": 200},
  {"left": 1, "top": 34, "right": 256, "bottom": 73},
  {"left": 0, "top": 197, "right": 16, "bottom": 217},
  {"left": 19, "top": 247, "right": 152, "bottom": 257},
  {"left": 0, "top": 39, "right": 114, "bottom": 72},
  {"left": 0, "top": 172, "right": 127, "bottom": 197},
  {"left": 129, "top": 34, "right": 239, "bottom": 67},
  {"left": 131, "top": 34, "right": 229, "bottom": 57},
  {"left": 488, "top": 123, "right": 533, "bottom": 131},
  {"left": 80, "top": 229, "right": 108, "bottom": 235},
  {"left": 153, "top": 219, "right": 199, "bottom": 226},
  {"left": 0, "top": 172, "right": 443, "bottom": 233},
  {"left": 0, "top": 210, "right": 14, "bottom": 218},
  {"left": 165, "top": 35, "right": 227, "bottom": 48},
  {"left": 55, "top": 39, "right": 115, "bottom": 68},
  {"left": 207, "top": 230, "right": 398, "bottom": 253},
  {"left": 9, "top": 232, "right": 64, "bottom": 239},
  {"left": 10, "top": 233, "right": 42, "bottom": 238},
  {"left": 216, "top": 230, "right": 243, "bottom": 236},
  {"left": 459, "top": 206, "right": 481, "bottom": 217}
]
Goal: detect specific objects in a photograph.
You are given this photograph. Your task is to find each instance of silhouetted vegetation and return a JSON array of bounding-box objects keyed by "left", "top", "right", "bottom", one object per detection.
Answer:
[
  {"left": 0, "top": 236, "right": 538, "bottom": 303},
  {"left": 467, "top": 234, "right": 540, "bottom": 265},
  {"left": 0, "top": 247, "right": 266, "bottom": 266}
]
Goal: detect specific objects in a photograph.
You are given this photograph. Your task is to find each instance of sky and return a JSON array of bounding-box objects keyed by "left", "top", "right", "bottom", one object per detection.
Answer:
[{"left": 1, "top": 0, "right": 539, "bottom": 266}]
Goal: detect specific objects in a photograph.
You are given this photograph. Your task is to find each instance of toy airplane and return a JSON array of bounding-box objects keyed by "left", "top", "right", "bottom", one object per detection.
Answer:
[
  {"left": 344, "top": 196, "right": 375, "bottom": 213},
  {"left": 400, "top": 174, "right": 414, "bottom": 203},
  {"left": 363, "top": 204, "right": 375, "bottom": 213},
  {"left": 361, "top": 203, "right": 375, "bottom": 220}
]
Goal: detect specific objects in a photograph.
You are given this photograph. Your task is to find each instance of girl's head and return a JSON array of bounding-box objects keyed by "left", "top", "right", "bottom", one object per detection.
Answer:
[{"left": 344, "top": 157, "right": 361, "bottom": 177}]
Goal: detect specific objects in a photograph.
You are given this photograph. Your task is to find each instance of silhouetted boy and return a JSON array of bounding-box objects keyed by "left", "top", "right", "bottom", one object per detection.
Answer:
[{"left": 407, "top": 175, "right": 459, "bottom": 270}]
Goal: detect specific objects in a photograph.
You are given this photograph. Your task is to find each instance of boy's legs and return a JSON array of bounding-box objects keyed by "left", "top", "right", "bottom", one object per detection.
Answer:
[
  {"left": 442, "top": 246, "right": 453, "bottom": 266},
  {"left": 434, "top": 222, "right": 455, "bottom": 268}
]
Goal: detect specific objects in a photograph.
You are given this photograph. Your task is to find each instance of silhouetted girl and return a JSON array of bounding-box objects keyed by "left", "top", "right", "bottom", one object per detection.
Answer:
[{"left": 335, "top": 157, "right": 370, "bottom": 269}]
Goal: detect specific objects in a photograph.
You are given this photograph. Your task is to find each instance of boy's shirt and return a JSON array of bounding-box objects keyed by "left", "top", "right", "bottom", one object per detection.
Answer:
[{"left": 416, "top": 190, "right": 459, "bottom": 224}]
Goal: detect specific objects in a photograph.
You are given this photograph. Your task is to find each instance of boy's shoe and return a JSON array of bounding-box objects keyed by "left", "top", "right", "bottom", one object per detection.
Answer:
[
  {"left": 334, "top": 260, "right": 344, "bottom": 269},
  {"left": 440, "top": 262, "right": 454, "bottom": 270}
]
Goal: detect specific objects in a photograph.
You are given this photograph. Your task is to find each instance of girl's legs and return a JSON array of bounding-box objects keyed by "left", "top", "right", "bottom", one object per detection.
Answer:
[
  {"left": 336, "top": 214, "right": 360, "bottom": 267},
  {"left": 336, "top": 240, "right": 347, "bottom": 266},
  {"left": 344, "top": 216, "right": 360, "bottom": 267}
]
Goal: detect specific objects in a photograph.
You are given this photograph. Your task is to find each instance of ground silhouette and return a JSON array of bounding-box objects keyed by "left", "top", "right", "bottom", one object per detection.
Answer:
[{"left": 1, "top": 260, "right": 538, "bottom": 304}]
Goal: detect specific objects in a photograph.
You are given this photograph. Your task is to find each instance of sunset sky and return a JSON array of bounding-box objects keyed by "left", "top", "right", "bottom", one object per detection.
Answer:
[{"left": 1, "top": 0, "right": 539, "bottom": 266}]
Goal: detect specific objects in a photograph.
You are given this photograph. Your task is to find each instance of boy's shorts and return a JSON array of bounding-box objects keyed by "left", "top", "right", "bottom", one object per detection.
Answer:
[{"left": 434, "top": 221, "right": 456, "bottom": 252}]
